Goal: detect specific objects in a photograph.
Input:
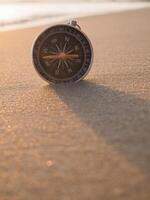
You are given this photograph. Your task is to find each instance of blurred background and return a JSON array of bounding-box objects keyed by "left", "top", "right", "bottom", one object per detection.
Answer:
[{"left": 0, "top": 0, "right": 150, "bottom": 31}]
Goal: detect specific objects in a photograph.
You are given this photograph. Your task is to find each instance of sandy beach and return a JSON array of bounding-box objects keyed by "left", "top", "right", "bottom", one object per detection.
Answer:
[{"left": 0, "top": 8, "right": 150, "bottom": 200}]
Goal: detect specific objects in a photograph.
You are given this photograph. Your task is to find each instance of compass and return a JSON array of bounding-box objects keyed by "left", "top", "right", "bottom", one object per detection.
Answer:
[{"left": 32, "top": 20, "right": 93, "bottom": 83}]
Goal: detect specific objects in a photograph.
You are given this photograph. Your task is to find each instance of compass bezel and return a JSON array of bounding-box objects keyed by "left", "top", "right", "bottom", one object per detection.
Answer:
[{"left": 32, "top": 23, "right": 94, "bottom": 83}]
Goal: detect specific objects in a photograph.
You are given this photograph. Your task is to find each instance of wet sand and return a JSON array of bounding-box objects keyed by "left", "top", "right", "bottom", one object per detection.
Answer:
[{"left": 0, "top": 8, "right": 150, "bottom": 200}]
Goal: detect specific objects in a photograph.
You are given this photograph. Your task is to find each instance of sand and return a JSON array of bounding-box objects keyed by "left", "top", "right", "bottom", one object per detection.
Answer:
[{"left": 0, "top": 8, "right": 150, "bottom": 200}]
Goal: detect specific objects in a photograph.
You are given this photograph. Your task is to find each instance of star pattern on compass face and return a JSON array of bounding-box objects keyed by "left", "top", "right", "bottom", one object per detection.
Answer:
[
  {"left": 42, "top": 48, "right": 80, "bottom": 75},
  {"left": 39, "top": 33, "right": 84, "bottom": 79}
]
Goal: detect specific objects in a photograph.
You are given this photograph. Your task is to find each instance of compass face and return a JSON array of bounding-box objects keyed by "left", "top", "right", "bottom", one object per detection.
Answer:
[{"left": 32, "top": 24, "right": 93, "bottom": 83}]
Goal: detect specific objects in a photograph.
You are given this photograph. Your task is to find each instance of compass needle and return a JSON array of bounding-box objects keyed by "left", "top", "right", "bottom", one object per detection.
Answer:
[
  {"left": 64, "top": 60, "right": 72, "bottom": 73},
  {"left": 48, "top": 51, "right": 57, "bottom": 55},
  {"left": 56, "top": 44, "right": 61, "bottom": 52},
  {"left": 55, "top": 60, "right": 62, "bottom": 75},
  {"left": 42, "top": 55, "right": 58, "bottom": 60},
  {"left": 66, "top": 48, "right": 74, "bottom": 54},
  {"left": 50, "top": 46, "right": 58, "bottom": 53},
  {"left": 57, "top": 60, "right": 62, "bottom": 69},
  {"left": 63, "top": 42, "right": 67, "bottom": 52},
  {"left": 66, "top": 54, "right": 79, "bottom": 60}
]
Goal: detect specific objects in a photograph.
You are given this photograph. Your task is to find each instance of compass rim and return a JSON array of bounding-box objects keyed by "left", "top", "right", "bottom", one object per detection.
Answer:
[{"left": 32, "top": 23, "right": 94, "bottom": 84}]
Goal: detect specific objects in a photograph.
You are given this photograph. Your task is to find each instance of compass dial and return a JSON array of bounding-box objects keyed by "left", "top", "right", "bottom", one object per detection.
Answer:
[{"left": 32, "top": 24, "right": 93, "bottom": 83}]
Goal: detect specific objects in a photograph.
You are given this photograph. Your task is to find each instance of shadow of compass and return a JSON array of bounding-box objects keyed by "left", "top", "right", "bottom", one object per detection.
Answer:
[{"left": 45, "top": 80, "right": 150, "bottom": 175}]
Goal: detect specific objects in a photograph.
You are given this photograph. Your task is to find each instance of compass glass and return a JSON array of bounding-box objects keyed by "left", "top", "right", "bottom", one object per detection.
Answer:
[{"left": 33, "top": 25, "right": 92, "bottom": 83}]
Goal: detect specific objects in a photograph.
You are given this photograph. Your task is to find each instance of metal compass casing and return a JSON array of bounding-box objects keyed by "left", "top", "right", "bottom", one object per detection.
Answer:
[{"left": 32, "top": 20, "right": 94, "bottom": 83}]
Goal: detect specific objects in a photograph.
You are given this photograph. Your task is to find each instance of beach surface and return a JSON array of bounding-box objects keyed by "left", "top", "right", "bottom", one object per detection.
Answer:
[{"left": 0, "top": 8, "right": 150, "bottom": 200}]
